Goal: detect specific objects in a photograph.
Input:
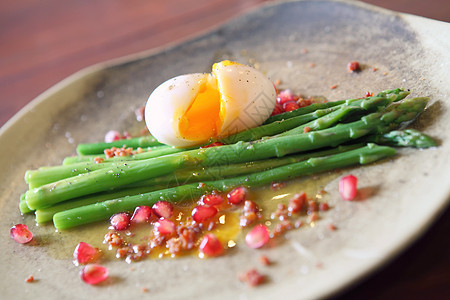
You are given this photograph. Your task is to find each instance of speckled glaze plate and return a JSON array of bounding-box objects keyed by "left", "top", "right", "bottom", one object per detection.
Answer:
[{"left": 1, "top": 0, "right": 449, "bottom": 299}]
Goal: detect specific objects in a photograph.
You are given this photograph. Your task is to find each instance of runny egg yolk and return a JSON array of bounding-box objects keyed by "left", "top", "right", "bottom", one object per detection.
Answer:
[{"left": 178, "top": 78, "right": 225, "bottom": 142}]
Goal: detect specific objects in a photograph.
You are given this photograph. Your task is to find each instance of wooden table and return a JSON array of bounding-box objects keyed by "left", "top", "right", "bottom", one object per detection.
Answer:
[{"left": 1, "top": 0, "right": 449, "bottom": 298}]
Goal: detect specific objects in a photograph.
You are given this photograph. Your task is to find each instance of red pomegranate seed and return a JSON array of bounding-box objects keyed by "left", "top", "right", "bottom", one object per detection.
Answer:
[
  {"left": 10, "top": 224, "right": 33, "bottom": 244},
  {"left": 130, "top": 206, "right": 153, "bottom": 224},
  {"left": 328, "top": 224, "right": 337, "bottom": 231},
  {"left": 282, "top": 101, "right": 300, "bottom": 112},
  {"left": 192, "top": 205, "right": 218, "bottom": 223},
  {"left": 288, "top": 192, "right": 306, "bottom": 214},
  {"left": 154, "top": 219, "right": 175, "bottom": 235},
  {"left": 245, "top": 224, "right": 269, "bottom": 249},
  {"left": 339, "top": 174, "right": 358, "bottom": 201},
  {"left": 227, "top": 187, "right": 248, "bottom": 205},
  {"left": 199, "top": 234, "right": 224, "bottom": 257},
  {"left": 135, "top": 106, "right": 145, "bottom": 122},
  {"left": 298, "top": 98, "right": 313, "bottom": 107},
  {"left": 104, "top": 130, "right": 121, "bottom": 143},
  {"left": 259, "top": 255, "right": 271, "bottom": 266},
  {"left": 347, "top": 61, "right": 360, "bottom": 72},
  {"left": 110, "top": 212, "right": 131, "bottom": 231},
  {"left": 200, "top": 193, "right": 224, "bottom": 206},
  {"left": 152, "top": 201, "right": 173, "bottom": 219},
  {"left": 319, "top": 202, "right": 329, "bottom": 211},
  {"left": 277, "top": 89, "right": 297, "bottom": 104},
  {"left": 73, "top": 242, "right": 100, "bottom": 265},
  {"left": 238, "top": 269, "right": 266, "bottom": 286},
  {"left": 81, "top": 264, "right": 108, "bottom": 285},
  {"left": 271, "top": 103, "right": 284, "bottom": 116}
]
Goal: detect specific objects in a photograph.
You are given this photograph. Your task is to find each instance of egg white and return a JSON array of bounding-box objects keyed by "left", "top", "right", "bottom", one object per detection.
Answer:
[{"left": 145, "top": 61, "right": 276, "bottom": 147}]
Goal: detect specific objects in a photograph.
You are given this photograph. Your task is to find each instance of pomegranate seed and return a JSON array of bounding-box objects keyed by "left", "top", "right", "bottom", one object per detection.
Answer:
[
  {"left": 319, "top": 202, "right": 329, "bottom": 211},
  {"left": 110, "top": 212, "right": 131, "bottom": 231},
  {"left": 135, "top": 106, "right": 145, "bottom": 122},
  {"left": 238, "top": 269, "right": 266, "bottom": 286},
  {"left": 245, "top": 224, "right": 269, "bottom": 249},
  {"left": 328, "top": 224, "right": 337, "bottom": 231},
  {"left": 288, "top": 192, "right": 306, "bottom": 214},
  {"left": 199, "top": 234, "right": 224, "bottom": 257},
  {"left": 339, "top": 174, "right": 358, "bottom": 200},
  {"left": 271, "top": 103, "right": 284, "bottom": 116},
  {"left": 200, "top": 193, "right": 224, "bottom": 206},
  {"left": 298, "top": 98, "right": 313, "bottom": 107},
  {"left": 282, "top": 101, "right": 300, "bottom": 112},
  {"left": 192, "top": 205, "right": 218, "bottom": 223},
  {"left": 81, "top": 264, "right": 108, "bottom": 285},
  {"left": 154, "top": 219, "right": 175, "bottom": 235},
  {"left": 73, "top": 242, "right": 100, "bottom": 265},
  {"left": 277, "top": 89, "right": 297, "bottom": 104},
  {"left": 152, "top": 201, "right": 173, "bottom": 219},
  {"left": 227, "top": 187, "right": 248, "bottom": 205},
  {"left": 130, "top": 206, "right": 153, "bottom": 224},
  {"left": 347, "top": 61, "right": 360, "bottom": 72},
  {"left": 121, "top": 131, "right": 131, "bottom": 139},
  {"left": 270, "top": 182, "right": 285, "bottom": 191},
  {"left": 10, "top": 224, "right": 33, "bottom": 244},
  {"left": 259, "top": 255, "right": 271, "bottom": 266},
  {"left": 104, "top": 130, "right": 121, "bottom": 143}
]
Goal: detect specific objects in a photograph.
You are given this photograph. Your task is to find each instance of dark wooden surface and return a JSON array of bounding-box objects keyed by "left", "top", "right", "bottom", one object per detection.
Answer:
[{"left": 1, "top": 0, "right": 449, "bottom": 298}]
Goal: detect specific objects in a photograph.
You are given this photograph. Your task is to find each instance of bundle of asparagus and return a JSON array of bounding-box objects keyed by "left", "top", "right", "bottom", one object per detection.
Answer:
[{"left": 20, "top": 89, "right": 436, "bottom": 230}]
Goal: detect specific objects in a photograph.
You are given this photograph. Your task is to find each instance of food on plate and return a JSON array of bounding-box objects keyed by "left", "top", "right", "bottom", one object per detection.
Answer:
[
  {"left": 144, "top": 60, "right": 277, "bottom": 147},
  {"left": 10, "top": 224, "right": 33, "bottom": 244},
  {"left": 15, "top": 60, "right": 438, "bottom": 287}
]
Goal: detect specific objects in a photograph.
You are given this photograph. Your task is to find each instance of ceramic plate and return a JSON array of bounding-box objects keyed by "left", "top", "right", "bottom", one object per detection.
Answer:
[{"left": 1, "top": 0, "right": 449, "bottom": 299}]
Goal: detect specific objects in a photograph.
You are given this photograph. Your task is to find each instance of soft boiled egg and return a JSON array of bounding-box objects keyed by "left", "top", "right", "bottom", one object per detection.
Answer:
[{"left": 144, "top": 60, "right": 277, "bottom": 148}]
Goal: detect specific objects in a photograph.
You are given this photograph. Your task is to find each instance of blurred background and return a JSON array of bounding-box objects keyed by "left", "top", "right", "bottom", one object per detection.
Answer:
[
  {"left": 0, "top": 0, "right": 449, "bottom": 298},
  {"left": 0, "top": 0, "right": 449, "bottom": 127}
]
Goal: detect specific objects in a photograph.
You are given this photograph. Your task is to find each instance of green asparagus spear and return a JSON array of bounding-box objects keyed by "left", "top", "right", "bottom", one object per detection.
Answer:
[
  {"left": 25, "top": 97, "right": 427, "bottom": 210},
  {"left": 76, "top": 136, "right": 163, "bottom": 155},
  {"left": 52, "top": 143, "right": 396, "bottom": 229},
  {"left": 19, "top": 194, "right": 33, "bottom": 214},
  {"left": 35, "top": 144, "right": 363, "bottom": 223},
  {"left": 363, "top": 129, "right": 438, "bottom": 148},
  {"left": 27, "top": 145, "right": 187, "bottom": 188},
  {"left": 35, "top": 186, "right": 158, "bottom": 224},
  {"left": 264, "top": 88, "right": 407, "bottom": 124}
]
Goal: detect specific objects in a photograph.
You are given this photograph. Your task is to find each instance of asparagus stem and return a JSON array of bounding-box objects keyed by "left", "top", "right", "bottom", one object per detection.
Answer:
[
  {"left": 76, "top": 136, "right": 163, "bottom": 155},
  {"left": 35, "top": 144, "right": 362, "bottom": 223},
  {"left": 278, "top": 90, "right": 409, "bottom": 137},
  {"left": 19, "top": 194, "right": 33, "bottom": 214},
  {"left": 35, "top": 186, "right": 158, "bottom": 224},
  {"left": 52, "top": 143, "right": 396, "bottom": 229},
  {"left": 63, "top": 144, "right": 170, "bottom": 165},
  {"left": 27, "top": 145, "right": 185, "bottom": 188},
  {"left": 218, "top": 106, "right": 340, "bottom": 144},
  {"left": 363, "top": 129, "right": 438, "bottom": 148},
  {"left": 264, "top": 88, "right": 408, "bottom": 124},
  {"left": 25, "top": 97, "right": 427, "bottom": 210}
]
